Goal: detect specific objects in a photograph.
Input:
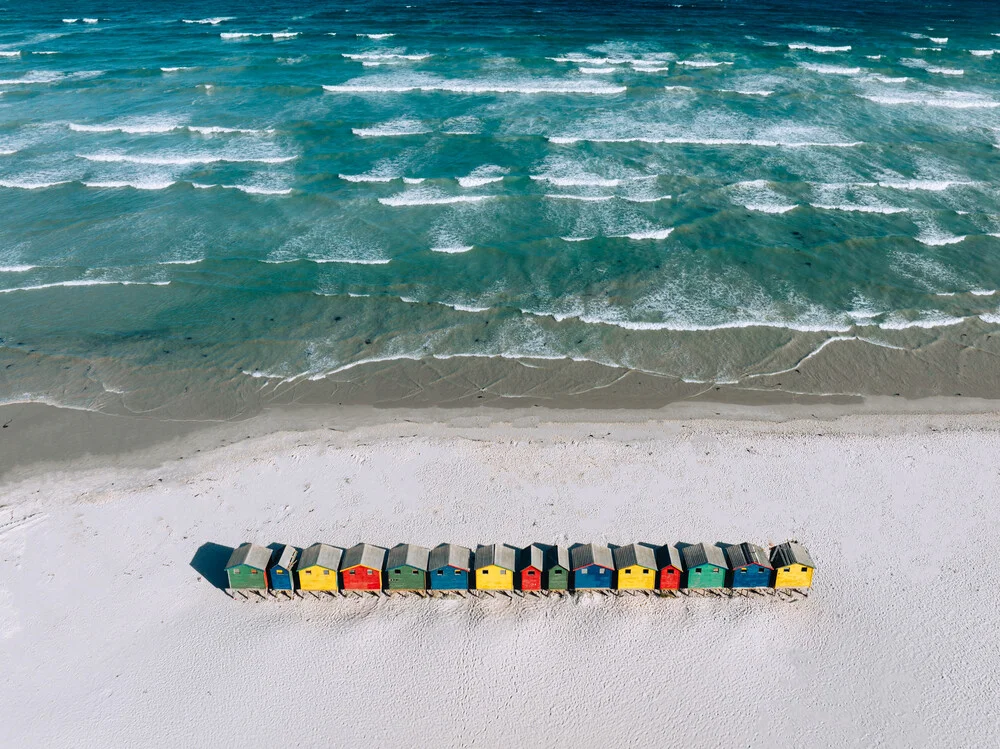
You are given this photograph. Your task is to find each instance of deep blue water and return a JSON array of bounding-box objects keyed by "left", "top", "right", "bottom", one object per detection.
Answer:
[{"left": 1, "top": 1, "right": 999, "bottom": 414}]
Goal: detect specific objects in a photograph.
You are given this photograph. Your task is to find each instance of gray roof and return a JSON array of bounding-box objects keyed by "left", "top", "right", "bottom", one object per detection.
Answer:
[
  {"left": 724, "top": 542, "right": 772, "bottom": 570},
  {"left": 571, "top": 543, "right": 614, "bottom": 571},
  {"left": 475, "top": 543, "right": 516, "bottom": 571},
  {"left": 613, "top": 543, "right": 657, "bottom": 570},
  {"left": 343, "top": 543, "right": 387, "bottom": 570},
  {"left": 299, "top": 543, "right": 343, "bottom": 571},
  {"left": 428, "top": 543, "right": 472, "bottom": 571},
  {"left": 272, "top": 544, "right": 298, "bottom": 570},
  {"left": 226, "top": 542, "right": 271, "bottom": 571},
  {"left": 387, "top": 543, "right": 430, "bottom": 571},
  {"left": 546, "top": 545, "right": 570, "bottom": 571},
  {"left": 680, "top": 543, "right": 728, "bottom": 570},
  {"left": 771, "top": 541, "right": 815, "bottom": 569},
  {"left": 520, "top": 544, "right": 545, "bottom": 571},
  {"left": 656, "top": 544, "right": 682, "bottom": 570}
]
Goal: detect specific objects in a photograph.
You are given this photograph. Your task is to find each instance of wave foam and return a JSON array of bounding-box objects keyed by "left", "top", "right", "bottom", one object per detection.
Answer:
[
  {"left": 342, "top": 53, "right": 430, "bottom": 61},
  {"left": 916, "top": 230, "right": 967, "bottom": 246},
  {"left": 812, "top": 203, "right": 908, "bottom": 214},
  {"left": 544, "top": 194, "right": 613, "bottom": 202},
  {"left": 613, "top": 228, "right": 674, "bottom": 240},
  {"left": 0, "top": 51, "right": 20, "bottom": 58},
  {"left": 677, "top": 60, "right": 731, "bottom": 67},
  {"left": 339, "top": 173, "right": 396, "bottom": 183},
  {"left": 549, "top": 135, "right": 861, "bottom": 148},
  {"left": 78, "top": 153, "right": 293, "bottom": 165},
  {"left": 0, "top": 280, "right": 169, "bottom": 294},
  {"left": 221, "top": 32, "right": 297, "bottom": 40},
  {"left": 378, "top": 194, "right": 493, "bottom": 206},
  {"left": 324, "top": 79, "right": 626, "bottom": 95},
  {"left": 720, "top": 88, "right": 774, "bottom": 96},
  {"left": 579, "top": 67, "right": 616, "bottom": 74},
  {"left": 970, "top": 50, "right": 999, "bottom": 57},
  {"left": 458, "top": 175, "right": 504, "bottom": 187},
  {"left": 183, "top": 17, "right": 234, "bottom": 25},
  {"left": 561, "top": 236, "right": 593, "bottom": 242},
  {"left": 357, "top": 33, "right": 395, "bottom": 39},
  {"left": 745, "top": 203, "right": 798, "bottom": 213},
  {"left": 798, "top": 62, "right": 862, "bottom": 74},
  {"left": 0, "top": 180, "right": 69, "bottom": 189},
  {"left": 859, "top": 93, "right": 998, "bottom": 108},
  {"left": 430, "top": 245, "right": 473, "bottom": 253},
  {"left": 83, "top": 180, "right": 176, "bottom": 190},
  {"left": 0, "top": 265, "right": 36, "bottom": 272},
  {"left": 878, "top": 179, "right": 973, "bottom": 191},
  {"left": 788, "top": 43, "right": 851, "bottom": 52},
  {"left": 160, "top": 66, "right": 194, "bottom": 72},
  {"left": 530, "top": 175, "right": 620, "bottom": 187}
]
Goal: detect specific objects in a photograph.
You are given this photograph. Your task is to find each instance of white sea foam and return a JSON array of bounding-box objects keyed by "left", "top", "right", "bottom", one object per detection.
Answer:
[
  {"left": 623, "top": 195, "right": 671, "bottom": 203},
  {"left": 930, "top": 37, "right": 948, "bottom": 44},
  {"left": 323, "top": 78, "right": 626, "bottom": 94},
  {"left": 878, "top": 180, "right": 973, "bottom": 191},
  {"left": 0, "top": 51, "right": 21, "bottom": 58},
  {"left": 561, "top": 236, "right": 593, "bottom": 242},
  {"left": 403, "top": 178, "right": 424, "bottom": 184},
  {"left": 866, "top": 75, "right": 910, "bottom": 83},
  {"left": 0, "top": 265, "right": 37, "bottom": 272},
  {"left": 677, "top": 60, "right": 732, "bottom": 68},
  {"left": 970, "top": 289, "right": 998, "bottom": 296},
  {"left": 221, "top": 32, "right": 297, "bottom": 40},
  {"left": 160, "top": 258, "right": 202, "bottom": 265},
  {"left": 530, "top": 175, "right": 621, "bottom": 187},
  {"left": 0, "top": 149, "right": 16, "bottom": 156},
  {"left": 357, "top": 33, "right": 395, "bottom": 39},
  {"left": 188, "top": 125, "right": 271, "bottom": 135},
  {"left": 446, "top": 303, "right": 490, "bottom": 313},
  {"left": 788, "top": 43, "right": 851, "bottom": 52},
  {"left": 315, "top": 257, "right": 391, "bottom": 265},
  {"left": 70, "top": 120, "right": 178, "bottom": 134},
  {"left": 160, "top": 67, "right": 194, "bottom": 72},
  {"left": 798, "top": 62, "right": 862, "bottom": 74},
  {"left": 745, "top": 203, "right": 798, "bottom": 213},
  {"left": 339, "top": 173, "right": 397, "bottom": 182},
  {"left": 0, "top": 280, "right": 170, "bottom": 294},
  {"left": 0, "top": 72, "right": 64, "bottom": 85},
  {"left": 866, "top": 55, "right": 884, "bottom": 60},
  {"left": 342, "top": 53, "right": 430, "bottom": 61},
  {"left": 62, "top": 19, "right": 78, "bottom": 24},
  {"left": 34, "top": 52, "right": 59, "bottom": 55},
  {"left": 544, "top": 194, "right": 614, "bottom": 202},
  {"left": 612, "top": 228, "right": 674, "bottom": 240},
  {"left": 720, "top": 88, "right": 774, "bottom": 96},
  {"left": 78, "top": 153, "right": 294, "bottom": 165},
  {"left": 83, "top": 180, "right": 177, "bottom": 190},
  {"left": 879, "top": 314, "right": 966, "bottom": 330},
  {"left": 902, "top": 58, "right": 963, "bottom": 75},
  {"left": 430, "top": 245, "right": 473, "bottom": 253},
  {"left": 0, "top": 180, "right": 69, "bottom": 189},
  {"left": 859, "top": 93, "right": 999, "bottom": 108},
  {"left": 378, "top": 194, "right": 493, "bottom": 206},
  {"left": 812, "top": 203, "right": 908, "bottom": 214},
  {"left": 548, "top": 135, "right": 861, "bottom": 147},
  {"left": 579, "top": 67, "right": 615, "bottom": 74},
  {"left": 82, "top": 19, "right": 98, "bottom": 24},
  {"left": 183, "top": 17, "right": 235, "bottom": 25},
  {"left": 458, "top": 176, "right": 504, "bottom": 187},
  {"left": 981, "top": 312, "right": 1000, "bottom": 324},
  {"left": 916, "top": 229, "right": 967, "bottom": 246},
  {"left": 663, "top": 85, "right": 695, "bottom": 91},
  {"left": 352, "top": 118, "right": 428, "bottom": 137}
]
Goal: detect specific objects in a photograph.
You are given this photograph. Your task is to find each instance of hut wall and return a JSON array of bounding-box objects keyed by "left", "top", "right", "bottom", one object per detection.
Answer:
[
  {"left": 227, "top": 565, "right": 267, "bottom": 591},
  {"left": 573, "top": 565, "right": 612, "bottom": 589},
  {"left": 659, "top": 567, "right": 681, "bottom": 590},
  {"left": 388, "top": 565, "right": 427, "bottom": 591},
  {"left": 298, "top": 566, "right": 339, "bottom": 591},
  {"left": 343, "top": 566, "right": 382, "bottom": 590},
  {"left": 546, "top": 567, "right": 570, "bottom": 590},
  {"left": 685, "top": 565, "right": 726, "bottom": 589},
  {"left": 476, "top": 565, "right": 514, "bottom": 590},
  {"left": 520, "top": 567, "right": 542, "bottom": 591},
  {"left": 730, "top": 565, "right": 773, "bottom": 589},
  {"left": 268, "top": 567, "right": 295, "bottom": 591},
  {"left": 774, "top": 565, "right": 814, "bottom": 588},
  {"left": 616, "top": 565, "right": 656, "bottom": 590},
  {"left": 430, "top": 567, "right": 469, "bottom": 590}
]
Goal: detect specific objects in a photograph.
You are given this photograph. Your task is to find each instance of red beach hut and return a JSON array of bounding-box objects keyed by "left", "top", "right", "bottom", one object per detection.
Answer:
[
  {"left": 656, "top": 544, "right": 683, "bottom": 590},
  {"left": 519, "top": 545, "right": 545, "bottom": 591},
  {"left": 341, "top": 543, "right": 387, "bottom": 591}
]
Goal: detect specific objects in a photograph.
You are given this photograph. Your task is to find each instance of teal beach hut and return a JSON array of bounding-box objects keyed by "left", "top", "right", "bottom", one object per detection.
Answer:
[{"left": 681, "top": 543, "right": 727, "bottom": 589}]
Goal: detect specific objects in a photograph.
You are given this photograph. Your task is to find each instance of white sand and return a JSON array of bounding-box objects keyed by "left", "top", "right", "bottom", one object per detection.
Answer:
[{"left": 2, "top": 409, "right": 999, "bottom": 747}]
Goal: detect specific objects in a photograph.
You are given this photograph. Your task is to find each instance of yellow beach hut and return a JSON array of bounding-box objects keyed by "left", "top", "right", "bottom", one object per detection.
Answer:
[
  {"left": 474, "top": 544, "right": 516, "bottom": 591},
  {"left": 770, "top": 541, "right": 815, "bottom": 589},
  {"left": 613, "top": 543, "right": 657, "bottom": 590},
  {"left": 297, "top": 543, "right": 343, "bottom": 591}
]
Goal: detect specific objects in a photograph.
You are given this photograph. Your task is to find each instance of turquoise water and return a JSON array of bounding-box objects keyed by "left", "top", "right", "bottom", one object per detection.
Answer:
[{"left": 1, "top": 1, "right": 1000, "bottom": 414}]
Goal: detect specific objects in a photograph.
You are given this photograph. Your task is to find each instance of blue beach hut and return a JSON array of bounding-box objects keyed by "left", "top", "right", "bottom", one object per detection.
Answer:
[
  {"left": 268, "top": 545, "right": 298, "bottom": 591},
  {"left": 570, "top": 543, "right": 614, "bottom": 590},
  {"left": 428, "top": 543, "right": 472, "bottom": 590},
  {"left": 724, "top": 542, "right": 773, "bottom": 588}
]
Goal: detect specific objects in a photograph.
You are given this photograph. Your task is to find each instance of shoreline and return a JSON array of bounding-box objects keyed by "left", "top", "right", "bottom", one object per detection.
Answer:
[{"left": 2, "top": 391, "right": 999, "bottom": 483}]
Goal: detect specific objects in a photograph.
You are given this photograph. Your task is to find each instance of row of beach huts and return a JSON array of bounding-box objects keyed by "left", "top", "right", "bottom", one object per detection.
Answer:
[{"left": 224, "top": 540, "right": 815, "bottom": 598}]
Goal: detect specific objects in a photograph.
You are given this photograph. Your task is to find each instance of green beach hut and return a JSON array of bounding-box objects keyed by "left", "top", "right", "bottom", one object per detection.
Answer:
[
  {"left": 225, "top": 542, "right": 271, "bottom": 591},
  {"left": 680, "top": 543, "right": 728, "bottom": 589},
  {"left": 386, "top": 543, "right": 430, "bottom": 591},
  {"left": 545, "top": 545, "right": 571, "bottom": 590}
]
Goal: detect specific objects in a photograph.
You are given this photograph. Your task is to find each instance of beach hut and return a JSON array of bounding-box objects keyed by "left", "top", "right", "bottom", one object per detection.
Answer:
[
  {"left": 225, "top": 542, "right": 270, "bottom": 591},
  {"left": 428, "top": 543, "right": 472, "bottom": 591},
  {"left": 771, "top": 541, "right": 815, "bottom": 589},
  {"left": 386, "top": 543, "right": 430, "bottom": 591},
  {"left": 475, "top": 544, "right": 516, "bottom": 591},
  {"left": 571, "top": 543, "right": 614, "bottom": 590},
  {"left": 267, "top": 545, "right": 298, "bottom": 591},
  {"left": 545, "top": 545, "right": 571, "bottom": 591},
  {"left": 681, "top": 543, "right": 727, "bottom": 589},
  {"left": 342, "top": 543, "right": 387, "bottom": 591},
  {"left": 297, "top": 543, "right": 343, "bottom": 592},
  {"left": 725, "top": 542, "right": 774, "bottom": 588},
  {"left": 613, "top": 544, "right": 657, "bottom": 590},
  {"left": 518, "top": 545, "right": 545, "bottom": 591},
  {"left": 656, "top": 544, "right": 683, "bottom": 590}
]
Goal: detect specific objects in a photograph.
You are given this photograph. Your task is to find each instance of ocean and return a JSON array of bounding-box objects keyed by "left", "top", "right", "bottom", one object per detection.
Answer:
[{"left": 1, "top": 0, "right": 1000, "bottom": 417}]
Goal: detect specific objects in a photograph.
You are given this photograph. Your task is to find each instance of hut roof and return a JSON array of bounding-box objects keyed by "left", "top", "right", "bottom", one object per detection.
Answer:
[
  {"left": 771, "top": 541, "right": 815, "bottom": 569},
  {"left": 475, "top": 543, "right": 516, "bottom": 571},
  {"left": 226, "top": 542, "right": 271, "bottom": 571},
  {"left": 724, "top": 542, "right": 773, "bottom": 570},
  {"left": 680, "top": 543, "right": 728, "bottom": 570},
  {"left": 429, "top": 543, "right": 472, "bottom": 571},
  {"left": 655, "top": 544, "right": 683, "bottom": 570},
  {"left": 520, "top": 544, "right": 545, "bottom": 571},
  {"left": 387, "top": 543, "right": 430, "bottom": 571},
  {"left": 571, "top": 543, "right": 614, "bottom": 571},
  {"left": 546, "top": 545, "right": 570, "bottom": 570},
  {"left": 613, "top": 543, "right": 657, "bottom": 570},
  {"left": 299, "top": 543, "right": 343, "bottom": 571},
  {"left": 272, "top": 544, "right": 298, "bottom": 570},
  {"left": 343, "top": 543, "right": 387, "bottom": 570}
]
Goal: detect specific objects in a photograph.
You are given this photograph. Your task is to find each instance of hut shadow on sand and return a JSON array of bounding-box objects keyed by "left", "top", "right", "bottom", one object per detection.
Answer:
[{"left": 190, "top": 542, "right": 234, "bottom": 591}]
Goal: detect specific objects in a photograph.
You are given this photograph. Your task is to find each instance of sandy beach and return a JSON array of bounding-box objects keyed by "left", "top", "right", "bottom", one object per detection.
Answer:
[{"left": 2, "top": 401, "right": 999, "bottom": 747}]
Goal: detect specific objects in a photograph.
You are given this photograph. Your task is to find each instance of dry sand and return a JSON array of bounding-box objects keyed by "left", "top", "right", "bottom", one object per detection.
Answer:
[{"left": 1, "top": 403, "right": 999, "bottom": 747}]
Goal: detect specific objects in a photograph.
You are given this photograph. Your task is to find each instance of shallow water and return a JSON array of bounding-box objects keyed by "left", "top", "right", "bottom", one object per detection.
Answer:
[{"left": 1, "top": 0, "right": 1000, "bottom": 416}]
